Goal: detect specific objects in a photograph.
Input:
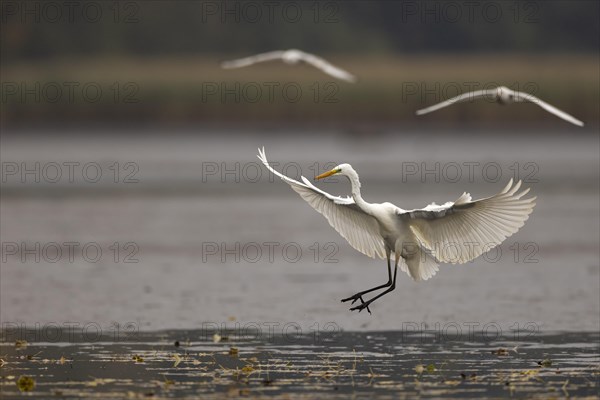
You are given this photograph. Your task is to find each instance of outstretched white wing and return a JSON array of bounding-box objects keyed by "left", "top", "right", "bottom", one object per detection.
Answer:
[
  {"left": 299, "top": 52, "right": 357, "bottom": 83},
  {"left": 221, "top": 51, "right": 285, "bottom": 69},
  {"left": 514, "top": 91, "right": 584, "bottom": 127},
  {"left": 415, "top": 89, "right": 497, "bottom": 115},
  {"left": 402, "top": 179, "right": 536, "bottom": 264},
  {"left": 258, "top": 148, "right": 385, "bottom": 259}
]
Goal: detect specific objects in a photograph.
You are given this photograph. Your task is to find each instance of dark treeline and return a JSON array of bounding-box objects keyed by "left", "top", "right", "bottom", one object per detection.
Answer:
[{"left": 2, "top": 0, "right": 598, "bottom": 62}]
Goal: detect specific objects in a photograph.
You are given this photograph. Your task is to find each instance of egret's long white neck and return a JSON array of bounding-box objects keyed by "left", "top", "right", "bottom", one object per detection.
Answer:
[{"left": 346, "top": 169, "right": 371, "bottom": 213}]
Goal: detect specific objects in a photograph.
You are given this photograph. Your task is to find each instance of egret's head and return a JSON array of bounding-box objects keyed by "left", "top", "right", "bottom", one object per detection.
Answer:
[
  {"left": 283, "top": 49, "right": 302, "bottom": 64},
  {"left": 315, "top": 163, "right": 354, "bottom": 180},
  {"left": 496, "top": 86, "right": 514, "bottom": 103}
]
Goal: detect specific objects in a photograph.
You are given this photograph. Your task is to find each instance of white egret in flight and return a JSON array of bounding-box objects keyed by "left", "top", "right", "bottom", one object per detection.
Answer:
[
  {"left": 258, "top": 148, "right": 536, "bottom": 313},
  {"left": 222, "top": 49, "right": 357, "bottom": 83},
  {"left": 416, "top": 86, "right": 584, "bottom": 127}
]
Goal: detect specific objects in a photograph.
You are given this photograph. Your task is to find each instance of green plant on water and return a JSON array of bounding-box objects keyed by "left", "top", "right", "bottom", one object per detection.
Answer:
[
  {"left": 17, "top": 375, "right": 35, "bottom": 392},
  {"left": 538, "top": 359, "right": 553, "bottom": 367}
]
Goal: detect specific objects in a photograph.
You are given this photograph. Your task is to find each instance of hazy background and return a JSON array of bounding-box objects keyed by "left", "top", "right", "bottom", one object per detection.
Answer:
[
  {"left": 2, "top": 0, "right": 599, "bottom": 127},
  {"left": 1, "top": 0, "right": 599, "bottom": 335}
]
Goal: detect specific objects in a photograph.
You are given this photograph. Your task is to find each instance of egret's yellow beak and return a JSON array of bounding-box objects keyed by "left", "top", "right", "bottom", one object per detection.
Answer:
[{"left": 315, "top": 168, "right": 340, "bottom": 180}]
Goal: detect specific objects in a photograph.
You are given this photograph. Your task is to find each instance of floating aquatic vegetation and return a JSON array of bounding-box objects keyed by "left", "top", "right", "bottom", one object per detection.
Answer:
[
  {"left": 538, "top": 359, "right": 553, "bottom": 367},
  {"left": 492, "top": 348, "right": 510, "bottom": 356},
  {"left": 443, "top": 379, "right": 462, "bottom": 386},
  {"left": 460, "top": 372, "right": 477, "bottom": 380},
  {"left": 17, "top": 375, "right": 35, "bottom": 392},
  {"left": 86, "top": 378, "right": 118, "bottom": 387},
  {"left": 561, "top": 379, "right": 569, "bottom": 396},
  {"left": 173, "top": 353, "right": 182, "bottom": 368},
  {"left": 241, "top": 365, "right": 254, "bottom": 374},
  {"left": 0, "top": 330, "right": 596, "bottom": 398},
  {"left": 520, "top": 369, "right": 539, "bottom": 376},
  {"left": 163, "top": 377, "right": 175, "bottom": 388}
]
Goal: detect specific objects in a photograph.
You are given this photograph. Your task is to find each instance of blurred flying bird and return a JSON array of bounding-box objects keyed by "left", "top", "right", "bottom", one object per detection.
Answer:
[
  {"left": 222, "top": 49, "right": 357, "bottom": 83},
  {"left": 258, "top": 147, "right": 536, "bottom": 313},
  {"left": 416, "top": 86, "right": 584, "bottom": 127}
]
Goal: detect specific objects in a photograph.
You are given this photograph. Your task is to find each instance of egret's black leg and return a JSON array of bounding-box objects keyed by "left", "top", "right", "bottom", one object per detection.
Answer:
[
  {"left": 341, "top": 260, "right": 391, "bottom": 303},
  {"left": 350, "top": 261, "right": 398, "bottom": 313},
  {"left": 341, "top": 250, "right": 393, "bottom": 314}
]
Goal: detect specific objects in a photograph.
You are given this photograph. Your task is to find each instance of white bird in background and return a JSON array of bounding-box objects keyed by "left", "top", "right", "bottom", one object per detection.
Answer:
[
  {"left": 258, "top": 148, "right": 536, "bottom": 313},
  {"left": 415, "top": 86, "right": 584, "bottom": 127},
  {"left": 222, "top": 49, "right": 357, "bottom": 83}
]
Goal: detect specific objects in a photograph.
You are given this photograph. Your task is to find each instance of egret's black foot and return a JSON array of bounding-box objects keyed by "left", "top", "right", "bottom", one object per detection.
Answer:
[
  {"left": 349, "top": 301, "right": 372, "bottom": 314},
  {"left": 341, "top": 293, "right": 365, "bottom": 305},
  {"left": 341, "top": 293, "right": 372, "bottom": 313}
]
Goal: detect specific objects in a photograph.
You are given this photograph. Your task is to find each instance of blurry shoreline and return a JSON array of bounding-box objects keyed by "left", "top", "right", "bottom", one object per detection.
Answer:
[{"left": 2, "top": 54, "right": 597, "bottom": 128}]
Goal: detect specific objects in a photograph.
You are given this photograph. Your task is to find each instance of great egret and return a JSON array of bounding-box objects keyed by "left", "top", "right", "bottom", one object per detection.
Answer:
[
  {"left": 258, "top": 148, "right": 536, "bottom": 313},
  {"left": 221, "top": 49, "right": 357, "bottom": 83},
  {"left": 416, "top": 86, "right": 584, "bottom": 127}
]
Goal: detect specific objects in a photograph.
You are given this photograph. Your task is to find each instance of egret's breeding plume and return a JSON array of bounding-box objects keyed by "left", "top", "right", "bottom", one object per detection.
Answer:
[
  {"left": 416, "top": 86, "right": 584, "bottom": 127},
  {"left": 258, "top": 148, "right": 536, "bottom": 313},
  {"left": 221, "top": 49, "right": 357, "bottom": 83}
]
